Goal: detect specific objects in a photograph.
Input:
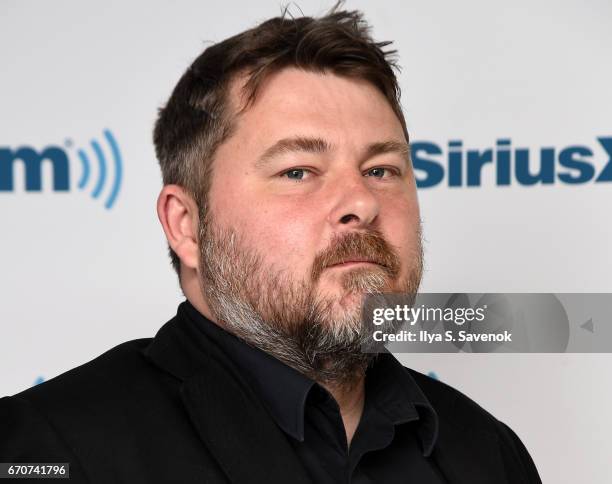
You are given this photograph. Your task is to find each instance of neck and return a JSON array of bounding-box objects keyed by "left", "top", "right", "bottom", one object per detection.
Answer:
[
  {"left": 184, "top": 290, "right": 369, "bottom": 445},
  {"left": 319, "top": 375, "right": 366, "bottom": 448}
]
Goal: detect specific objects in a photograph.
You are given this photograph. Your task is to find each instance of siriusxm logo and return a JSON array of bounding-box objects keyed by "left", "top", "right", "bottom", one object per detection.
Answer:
[
  {"left": 411, "top": 137, "right": 612, "bottom": 188},
  {"left": 0, "top": 129, "right": 123, "bottom": 209}
]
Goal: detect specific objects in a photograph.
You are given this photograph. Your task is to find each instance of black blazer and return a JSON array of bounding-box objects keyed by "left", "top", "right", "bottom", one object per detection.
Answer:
[{"left": 0, "top": 308, "right": 541, "bottom": 483}]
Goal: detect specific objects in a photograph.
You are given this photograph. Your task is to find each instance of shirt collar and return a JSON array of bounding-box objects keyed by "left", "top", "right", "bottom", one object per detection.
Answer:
[
  {"left": 365, "top": 352, "right": 439, "bottom": 456},
  {"left": 180, "top": 299, "right": 439, "bottom": 455},
  {"left": 181, "top": 300, "right": 315, "bottom": 441}
]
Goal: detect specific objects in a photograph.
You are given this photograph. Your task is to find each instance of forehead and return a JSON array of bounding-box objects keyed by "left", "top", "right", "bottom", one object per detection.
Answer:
[{"left": 226, "top": 67, "right": 406, "bottom": 144}]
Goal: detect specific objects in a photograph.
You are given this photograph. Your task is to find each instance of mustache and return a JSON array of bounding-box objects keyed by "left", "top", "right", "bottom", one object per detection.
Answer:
[{"left": 310, "top": 229, "right": 401, "bottom": 282}]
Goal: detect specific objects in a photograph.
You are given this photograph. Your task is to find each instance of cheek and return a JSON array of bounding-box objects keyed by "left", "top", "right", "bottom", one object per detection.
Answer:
[
  {"left": 232, "top": 198, "right": 320, "bottom": 275},
  {"left": 380, "top": 193, "right": 421, "bottom": 259}
]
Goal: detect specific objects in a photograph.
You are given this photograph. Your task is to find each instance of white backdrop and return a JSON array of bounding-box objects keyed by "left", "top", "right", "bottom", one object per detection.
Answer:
[{"left": 1, "top": 1, "right": 611, "bottom": 482}]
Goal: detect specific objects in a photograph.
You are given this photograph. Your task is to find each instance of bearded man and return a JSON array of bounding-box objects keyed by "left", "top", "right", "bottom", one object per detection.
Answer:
[{"left": 0, "top": 5, "right": 541, "bottom": 483}]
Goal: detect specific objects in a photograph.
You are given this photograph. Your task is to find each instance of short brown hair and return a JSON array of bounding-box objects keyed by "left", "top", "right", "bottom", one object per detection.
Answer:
[{"left": 153, "top": 2, "right": 408, "bottom": 278}]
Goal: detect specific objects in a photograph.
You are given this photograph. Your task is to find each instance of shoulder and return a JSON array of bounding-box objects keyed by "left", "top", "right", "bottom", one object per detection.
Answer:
[
  {"left": 406, "top": 365, "right": 519, "bottom": 438},
  {"left": 0, "top": 337, "right": 171, "bottom": 446},
  {"left": 0, "top": 338, "right": 162, "bottom": 478},
  {"left": 8, "top": 338, "right": 156, "bottom": 405},
  {"left": 406, "top": 367, "right": 541, "bottom": 483},
  {"left": 406, "top": 367, "right": 499, "bottom": 430}
]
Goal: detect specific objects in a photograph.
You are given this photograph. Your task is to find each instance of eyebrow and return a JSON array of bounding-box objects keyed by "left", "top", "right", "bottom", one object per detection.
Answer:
[
  {"left": 364, "top": 140, "right": 411, "bottom": 165},
  {"left": 254, "top": 136, "right": 411, "bottom": 168},
  {"left": 254, "top": 136, "right": 331, "bottom": 168}
]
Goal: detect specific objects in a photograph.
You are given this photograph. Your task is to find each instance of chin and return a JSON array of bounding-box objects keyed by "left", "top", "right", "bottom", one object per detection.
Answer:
[{"left": 324, "top": 290, "right": 368, "bottom": 321}]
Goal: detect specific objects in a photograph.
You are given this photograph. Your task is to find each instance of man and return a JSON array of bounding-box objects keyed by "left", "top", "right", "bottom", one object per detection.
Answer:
[{"left": 0, "top": 5, "right": 541, "bottom": 483}]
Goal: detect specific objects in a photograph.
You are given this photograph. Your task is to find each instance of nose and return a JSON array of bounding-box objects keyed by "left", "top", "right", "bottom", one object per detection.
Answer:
[{"left": 326, "top": 171, "right": 380, "bottom": 231}]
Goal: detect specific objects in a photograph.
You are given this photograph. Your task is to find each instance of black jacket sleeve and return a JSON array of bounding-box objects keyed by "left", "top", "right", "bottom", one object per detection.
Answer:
[
  {"left": 0, "top": 396, "right": 90, "bottom": 483},
  {"left": 497, "top": 420, "right": 542, "bottom": 484}
]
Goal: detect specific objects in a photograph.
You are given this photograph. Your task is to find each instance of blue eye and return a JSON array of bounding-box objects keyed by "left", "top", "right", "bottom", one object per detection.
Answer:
[
  {"left": 286, "top": 169, "right": 304, "bottom": 179},
  {"left": 365, "top": 167, "right": 395, "bottom": 178},
  {"left": 282, "top": 168, "right": 310, "bottom": 181}
]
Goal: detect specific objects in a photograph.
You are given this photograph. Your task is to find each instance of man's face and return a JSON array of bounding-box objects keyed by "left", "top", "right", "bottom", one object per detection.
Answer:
[{"left": 198, "top": 67, "right": 422, "bottom": 383}]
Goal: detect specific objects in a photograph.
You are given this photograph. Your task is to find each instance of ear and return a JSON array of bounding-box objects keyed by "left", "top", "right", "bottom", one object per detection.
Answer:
[{"left": 156, "top": 185, "right": 200, "bottom": 271}]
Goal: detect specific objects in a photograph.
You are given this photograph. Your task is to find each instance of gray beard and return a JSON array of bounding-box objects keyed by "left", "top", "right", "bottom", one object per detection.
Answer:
[{"left": 197, "top": 212, "right": 422, "bottom": 386}]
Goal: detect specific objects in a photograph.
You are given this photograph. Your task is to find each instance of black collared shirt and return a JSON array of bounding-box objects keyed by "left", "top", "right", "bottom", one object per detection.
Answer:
[{"left": 182, "top": 300, "right": 446, "bottom": 483}]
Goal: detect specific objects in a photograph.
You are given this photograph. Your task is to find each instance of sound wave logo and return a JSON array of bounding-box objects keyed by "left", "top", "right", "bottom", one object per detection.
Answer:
[
  {"left": 75, "top": 129, "right": 123, "bottom": 209},
  {"left": 0, "top": 128, "right": 123, "bottom": 209}
]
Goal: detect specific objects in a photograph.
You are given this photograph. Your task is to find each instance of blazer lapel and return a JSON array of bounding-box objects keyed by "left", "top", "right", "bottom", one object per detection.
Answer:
[
  {"left": 144, "top": 312, "right": 313, "bottom": 484},
  {"left": 180, "top": 359, "right": 313, "bottom": 484}
]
